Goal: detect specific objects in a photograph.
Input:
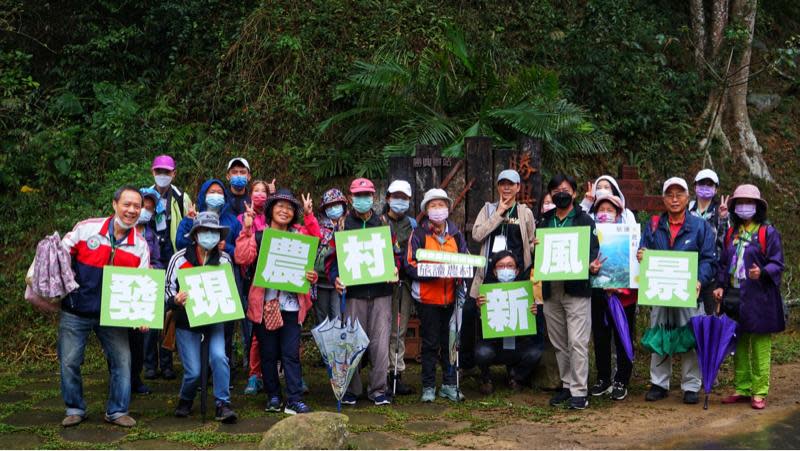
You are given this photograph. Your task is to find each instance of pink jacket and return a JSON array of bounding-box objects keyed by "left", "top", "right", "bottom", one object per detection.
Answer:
[{"left": 235, "top": 213, "right": 321, "bottom": 325}]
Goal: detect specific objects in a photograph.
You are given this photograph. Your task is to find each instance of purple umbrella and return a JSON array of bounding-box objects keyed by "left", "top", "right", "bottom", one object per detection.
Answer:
[
  {"left": 606, "top": 294, "right": 634, "bottom": 363},
  {"left": 690, "top": 314, "right": 738, "bottom": 409}
]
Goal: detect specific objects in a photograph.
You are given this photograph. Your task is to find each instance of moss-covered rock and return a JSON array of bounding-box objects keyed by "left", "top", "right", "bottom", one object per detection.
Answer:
[{"left": 258, "top": 412, "right": 349, "bottom": 449}]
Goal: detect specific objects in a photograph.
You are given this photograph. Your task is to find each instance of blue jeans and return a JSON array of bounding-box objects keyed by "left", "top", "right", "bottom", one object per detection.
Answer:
[
  {"left": 252, "top": 311, "right": 302, "bottom": 403},
  {"left": 58, "top": 310, "right": 131, "bottom": 420},
  {"left": 175, "top": 323, "right": 230, "bottom": 406}
]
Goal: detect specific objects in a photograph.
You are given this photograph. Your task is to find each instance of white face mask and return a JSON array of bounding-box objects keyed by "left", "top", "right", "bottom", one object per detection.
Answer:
[
  {"left": 114, "top": 215, "right": 134, "bottom": 231},
  {"left": 154, "top": 174, "right": 173, "bottom": 188},
  {"left": 595, "top": 188, "right": 612, "bottom": 198}
]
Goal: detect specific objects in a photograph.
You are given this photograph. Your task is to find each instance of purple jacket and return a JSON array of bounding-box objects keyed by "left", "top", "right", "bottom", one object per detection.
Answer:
[
  {"left": 142, "top": 225, "right": 163, "bottom": 269},
  {"left": 717, "top": 224, "right": 785, "bottom": 334}
]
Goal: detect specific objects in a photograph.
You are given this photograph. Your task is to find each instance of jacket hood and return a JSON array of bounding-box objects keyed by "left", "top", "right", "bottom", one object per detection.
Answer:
[
  {"left": 593, "top": 175, "right": 626, "bottom": 208},
  {"left": 195, "top": 178, "right": 232, "bottom": 216}
]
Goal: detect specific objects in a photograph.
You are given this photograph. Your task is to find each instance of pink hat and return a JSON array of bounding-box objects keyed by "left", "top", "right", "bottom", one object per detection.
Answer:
[
  {"left": 349, "top": 178, "right": 375, "bottom": 194},
  {"left": 152, "top": 155, "right": 175, "bottom": 171},
  {"left": 728, "top": 184, "right": 767, "bottom": 210},
  {"left": 593, "top": 194, "right": 624, "bottom": 212}
]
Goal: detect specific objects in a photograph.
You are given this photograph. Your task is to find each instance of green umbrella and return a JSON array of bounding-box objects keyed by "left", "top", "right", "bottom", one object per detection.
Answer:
[{"left": 641, "top": 324, "right": 696, "bottom": 356}]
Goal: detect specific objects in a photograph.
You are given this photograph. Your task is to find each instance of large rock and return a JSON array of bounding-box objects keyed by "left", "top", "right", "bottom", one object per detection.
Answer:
[
  {"left": 747, "top": 93, "right": 781, "bottom": 113},
  {"left": 258, "top": 412, "right": 349, "bottom": 449}
]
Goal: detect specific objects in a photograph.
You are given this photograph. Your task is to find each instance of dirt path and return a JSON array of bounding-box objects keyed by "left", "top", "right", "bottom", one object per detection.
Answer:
[{"left": 431, "top": 362, "right": 800, "bottom": 449}]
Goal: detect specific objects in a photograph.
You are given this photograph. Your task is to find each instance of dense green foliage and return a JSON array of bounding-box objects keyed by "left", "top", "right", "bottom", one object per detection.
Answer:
[{"left": 1, "top": 0, "right": 798, "bottom": 362}]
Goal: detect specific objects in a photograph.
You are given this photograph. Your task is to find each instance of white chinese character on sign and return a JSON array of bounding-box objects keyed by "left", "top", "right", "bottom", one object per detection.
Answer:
[
  {"left": 263, "top": 237, "right": 309, "bottom": 286},
  {"left": 185, "top": 270, "right": 236, "bottom": 318},
  {"left": 343, "top": 233, "right": 386, "bottom": 280},
  {"left": 541, "top": 233, "right": 583, "bottom": 274},
  {"left": 485, "top": 288, "right": 529, "bottom": 332},
  {"left": 645, "top": 256, "right": 691, "bottom": 301},
  {"left": 109, "top": 274, "right": 157, "bottom": 322}
]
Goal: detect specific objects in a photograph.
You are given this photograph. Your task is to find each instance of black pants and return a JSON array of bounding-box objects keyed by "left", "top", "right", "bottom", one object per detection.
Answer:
[
  {"left": 251, "top": 312, "right": 303, "bottom": 403},
  {"left": 699, "top": 283, "right": 717, "bottom": 316},
  {"left": 143, "top": 328, "right": 173, "bottom": 373},
  {"left": 459, "top": 297, "right": 478, "bottom": 370},
  {"left": 418, "top": 303, "right": 456, "bottom": 388},
  {"left": 476, "top": 337, "right": 542, "bottom": 382},
  {"left": 128, "top": 329, "right": 145, "bottom": 389},
  {"left": 591, "top": 291, "right": 636, "bottom": 385}
]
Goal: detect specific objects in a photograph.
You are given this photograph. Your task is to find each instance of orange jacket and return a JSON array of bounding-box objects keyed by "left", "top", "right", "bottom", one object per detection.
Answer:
[{"left": 405, "top": 219, "right": 469, "bottom": 305}]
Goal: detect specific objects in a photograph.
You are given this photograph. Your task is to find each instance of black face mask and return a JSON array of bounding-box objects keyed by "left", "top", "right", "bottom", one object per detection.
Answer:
[{"left": 552, "top": 192, "right": 573, "bottom": 209}]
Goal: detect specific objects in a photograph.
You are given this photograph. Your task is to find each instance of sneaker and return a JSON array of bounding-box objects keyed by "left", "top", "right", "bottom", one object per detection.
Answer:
[
  {"left": 215, "top": 404, "right": 237, "bottom": 423},
  {"left": 439, "top": 384, "right": 465, "bottom": 402},
  {"left": 721, "top": 394, "right": 751, "bottom": 404},
  {"left": 341, "top": 393, "right": 357, "bottom": 406},
  {"left": 244, "top": 375, "right": 262, "bottom": 395},
  {"left": 549, "top": 388, "right": 571, "bottom": 406},
  {"left": 645, "top": 385, "right": 668, "bottom": 402},
  {"left": 162, "top": 368, "right": 177, "bottom": 380},
  {"left": 61, "top": 414, "right": 86, "bottom": 427},
  {"left": 421, "top": 387, "right": 436, "bottom": 403},
  {"left": 590, "top": 380, "right": 612, "bottom": 397},
  {"left": 144, "top": 368, "right": 158, "bottom": 380},
  {"left": 104, "top": 414, "right": 136, "bottom": 427},
  {"left": 683, "top": 390, "right": 699, "bottom": 404},
  {"left": 133, "top": 384, "right": 152, "bottom": 395},
  {"left": 174, "top": 398, "right": 193, "bottom": 417},
  {"left": 479, "top": 379, "right": 494, "bottom": 396},
  {"left": 265, "top": 396, "right": 282, "bottom": 412},
  {"left": 610, "top": 382, "right": 628, "bottom": 401},
  {"left": 284, "top": 401, "right": 312, "bottom": 415},
  {"left": 569, "top": 396, "right": 589, "bottom": 410},
  {"left": 372, "top": 394, "right": 391, "bottom": 406}
]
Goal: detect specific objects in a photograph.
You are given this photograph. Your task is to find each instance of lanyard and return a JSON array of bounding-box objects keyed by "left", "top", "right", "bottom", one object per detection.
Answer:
[
  {"left": 552, "top": 213, "right": 571, "bottom": 228},
  {"left": 500, "top": 203, "right": 517, "bottom": 237}
]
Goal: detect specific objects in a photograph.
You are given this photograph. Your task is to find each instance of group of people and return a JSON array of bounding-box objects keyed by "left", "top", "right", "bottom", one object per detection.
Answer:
[{"left": 54, "top": 154, "right": 786, "bottom": 429}]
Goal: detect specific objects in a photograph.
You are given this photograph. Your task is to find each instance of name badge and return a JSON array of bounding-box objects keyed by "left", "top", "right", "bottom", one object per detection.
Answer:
[{"left": 491, "top": 235, "right": 507, "bottom": 253}]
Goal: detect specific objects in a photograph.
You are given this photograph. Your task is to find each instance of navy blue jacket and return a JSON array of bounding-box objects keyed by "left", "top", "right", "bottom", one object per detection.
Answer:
[{"left": 640, "top": 212, "right": 717, "bottom": 286}]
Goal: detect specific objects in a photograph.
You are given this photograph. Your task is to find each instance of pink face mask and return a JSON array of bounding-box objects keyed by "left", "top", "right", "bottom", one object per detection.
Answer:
[
  {"left": 251, "top": 192, "right": 268, "bottom": 208},
  {"left": 428, "top": 208, "right": 449, "bottom": 224},
  {"left": 596, "top": 213, "right": 617, "bottom": 224},
  {"left": 542, "top": 203, "right": 556, "bottom": 213}
]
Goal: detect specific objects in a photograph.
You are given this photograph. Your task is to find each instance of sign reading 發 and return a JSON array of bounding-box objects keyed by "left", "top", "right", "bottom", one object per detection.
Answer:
[{"left": 101, "top": 266, "right": 165, "bottom": 329}]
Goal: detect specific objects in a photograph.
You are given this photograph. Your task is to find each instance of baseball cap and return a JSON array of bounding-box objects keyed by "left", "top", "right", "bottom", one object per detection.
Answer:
[
  {"left": 151, "top": 155, "right": 176, "bottom": 171},
  {"left": 497, "top": 169, "right": 521, "bottom": 184},
  {"left": 349, "top": 178, "right": 375, "bottom": 194},
  {"left": 387, "top": 180, "right": 412, "bottom": 197},
  {"left": 662, "top": 177, "right": 689, "bottom": 194},
  {"left": 227, "top": 157, "right": 250, "bottom": 171},
  {"left": 694, "top": 169, "right": 720, "bottom": 185}
]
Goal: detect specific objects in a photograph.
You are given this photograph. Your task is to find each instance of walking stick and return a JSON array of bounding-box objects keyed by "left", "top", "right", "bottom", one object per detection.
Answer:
[
  {"left": 337, "top": 288, "right": 346, "bottom": 413},
  {"left": 393, "top": 281, "right": 403, "bottom": 396},
  {"left": 455, "top": 284, "right": 462, "bottom": 402},
  {"left": 200, "top": 330, "right": 209, "bottom": 422}
]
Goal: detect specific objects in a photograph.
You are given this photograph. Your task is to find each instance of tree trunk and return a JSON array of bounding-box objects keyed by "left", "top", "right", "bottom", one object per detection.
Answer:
[{"left": 690, "top": 0, "right": 706, "bottom": 70}]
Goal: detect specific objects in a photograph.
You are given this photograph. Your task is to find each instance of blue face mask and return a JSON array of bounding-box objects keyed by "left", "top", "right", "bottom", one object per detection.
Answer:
[
  {"left": 389, "top": 198, "right": 410, "bottom": 215},
  {"left": 496, "top": 268, "right": 517, "bottom": 283},
  {"left": 197, "top": 230, "right": 220, "bottom": 250},
  {"left": 230, "top": 175, "right": 248, "bottom": 190},
  {"left": 137, "top": 209, "right": 154, "bottom": 224},
  {"left": 205, "top": 193, "right": 225, "bottom": 211},
  {"left": 352, "top": 196, "right": 374, "bottom": 214},
  {"left": 326, "top": 204, "right": 344, "bottom": 220}
]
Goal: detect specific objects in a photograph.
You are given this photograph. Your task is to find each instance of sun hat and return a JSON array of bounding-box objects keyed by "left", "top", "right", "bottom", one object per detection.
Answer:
[
  {"left": 420, "top": 188, "right": 452, "bottom": 211},
  {"left": 184, "top": 211, "right": 230, "bottom": 240},
  {"left": 728, "top": 184, "right": 767, "bottom": 210},
  {"left": 349, "top": 178, "right": 376, "bottom": 194}
]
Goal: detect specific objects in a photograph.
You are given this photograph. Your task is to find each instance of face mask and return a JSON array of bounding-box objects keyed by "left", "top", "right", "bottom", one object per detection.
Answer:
[
  {"left": 595, "top": 188, "right": 612, "bottom": 198},
  {"left": 553, "top": 192, "right": 573, "bottom": 209},
  {"left": 542, "top": 203, "right": 556, "bottom": 214},
  {"left": 389, "top": 199, "right": 410, "bottom": 215},
  {"left": 251, "top": 192, "right": 268, "bottom": 209},
  {"left": 352, "top": 196, "right": 374, "bottom": 214},
  {"left": 114, "top": 215, "right": 134, "bottom": 231},
  {"left": 230, "top": 175, "right": 248, "bottom": 190},
  {"left": 735, "top": 203, "right": 757, "bottom": 220},
  {"left": 595, "top": 212, "right": 617, "bottom": 224},
  {"left": 154, "top": 174, "right": 173, "bottom": 188},
  {"left": 497, "top": 268, "right": 517, "bottom": 283},
  {"left": 428, "top": 207, "right": 449, "bottom": 223},
  {"left": 695, "top": 185, "right": 716, "bottom": 200},
  {"left": 205, "top": 193, "right": 225, "bottom": 211},
  {"left": 326, "top": 204, "right": 344, "bottom": 220},
  {"left": 137, "top": 209, "right": 153, "bottom": 224},
  {"left": 197, "top": 231, "right": 220, "bottom": 250}
]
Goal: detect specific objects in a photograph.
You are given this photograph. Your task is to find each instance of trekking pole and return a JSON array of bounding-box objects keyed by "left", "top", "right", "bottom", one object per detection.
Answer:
[
  {"left": 455, "top": 282, "right": 463, "bottom": 402},
  {"left": 393, "top": 281, "right": 402, "bottom": 396}
]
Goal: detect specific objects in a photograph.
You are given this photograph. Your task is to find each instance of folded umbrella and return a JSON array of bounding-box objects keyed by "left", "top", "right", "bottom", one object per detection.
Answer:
[
  {"left": 691, "top": 313, "right": 738, "bottom": 409},
  {"left": 606, "top": 294, "right": 634, "bottom": 362}
]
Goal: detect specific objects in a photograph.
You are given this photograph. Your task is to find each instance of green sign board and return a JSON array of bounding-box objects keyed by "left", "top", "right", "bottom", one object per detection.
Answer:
[
  {"left": 101, "top": 266, "right": 166, "bottom": 329},
  {"left": 334, "top": 226, "right": 396, "bottom": 287},
  {"left": 253, "top": 228, "right": 319, "bottom": 294},
  {"left": 533, "top": 226, "right": 591, "bottom": 281},
  {"left": 416, "top": 249, "right": 486, "bottom": 267},
  {"left": 480, "top": 281, "right": 537, "bottom": 339},
  {"left": 177, "top": 264, "right": 244, "bottom": 327},
  {"left": 638, "top": 250, "right": 698, "bottom": 308}
]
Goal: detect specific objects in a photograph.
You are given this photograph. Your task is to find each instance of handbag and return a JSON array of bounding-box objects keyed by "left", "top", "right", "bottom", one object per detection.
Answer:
[
  {"left": 263, "top": 298, "right": 284, "bottom": 331},
  {"left": 721, "top": 287, "right": 741, "bottom": 320}
]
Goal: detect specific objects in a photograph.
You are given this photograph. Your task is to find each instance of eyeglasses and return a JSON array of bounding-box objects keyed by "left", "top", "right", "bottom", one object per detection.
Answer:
[
  {"left": 495, "top": 264, "right": 517, "bottom": 270},
  {"left": 663, "top": 193, "right": 688, "bottom": 200}
]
